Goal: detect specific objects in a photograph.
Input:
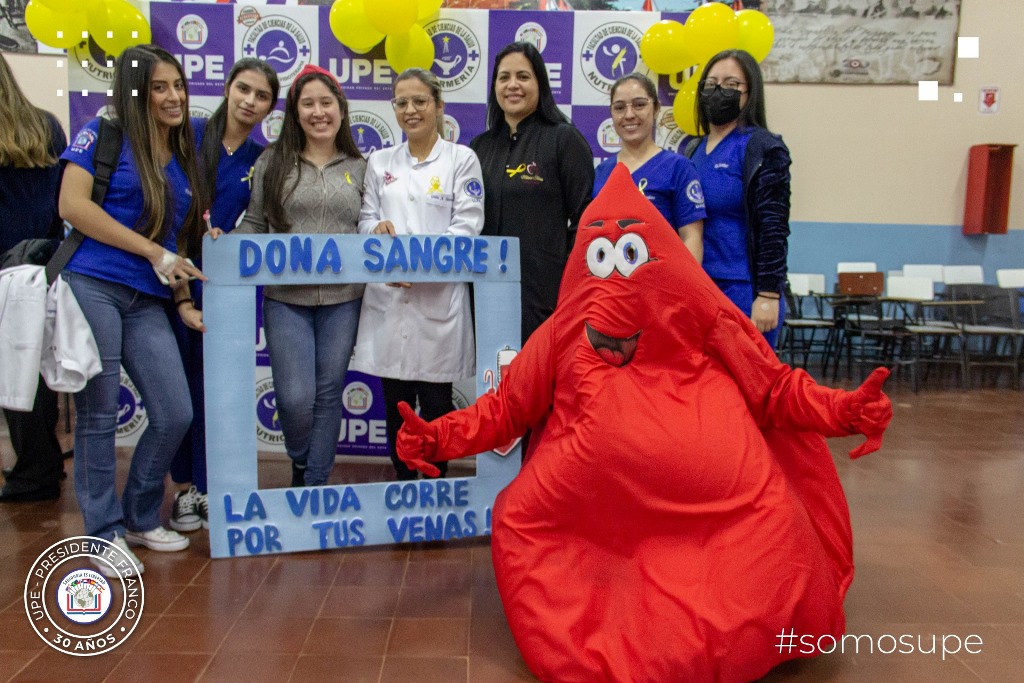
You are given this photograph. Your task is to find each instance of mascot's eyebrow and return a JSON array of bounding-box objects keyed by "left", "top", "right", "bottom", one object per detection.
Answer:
[
  {"left": 584, "top": 220, "right": 605, "bottom": 229},
  {"left": 616, "top": 219, "right": 642, "bottom": 230}
]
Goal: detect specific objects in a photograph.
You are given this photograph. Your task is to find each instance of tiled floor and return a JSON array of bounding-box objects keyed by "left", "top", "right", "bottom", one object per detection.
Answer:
[{"left": 2, "top": 377, "right": 1022, "bottom": 682}]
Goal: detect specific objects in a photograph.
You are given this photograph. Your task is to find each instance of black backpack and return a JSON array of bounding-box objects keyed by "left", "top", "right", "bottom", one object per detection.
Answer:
[{"left": 43, "top": 117, "right": 123, "bottom": 284}]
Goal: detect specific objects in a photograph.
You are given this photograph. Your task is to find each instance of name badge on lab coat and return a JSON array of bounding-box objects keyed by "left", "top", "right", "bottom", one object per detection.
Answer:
[{"left": 425, "top": 193, "right": 454, "bottom": 208}]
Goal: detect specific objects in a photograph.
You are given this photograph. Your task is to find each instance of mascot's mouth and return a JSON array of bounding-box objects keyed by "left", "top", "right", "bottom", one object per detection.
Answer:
[{"left": 585, "top": 322, "right": 640, "bottom": 367}]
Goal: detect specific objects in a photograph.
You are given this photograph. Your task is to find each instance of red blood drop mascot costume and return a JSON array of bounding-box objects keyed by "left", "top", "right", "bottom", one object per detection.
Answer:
[{"left": 397, "top": 164, "right": 892, "bottom": 682}]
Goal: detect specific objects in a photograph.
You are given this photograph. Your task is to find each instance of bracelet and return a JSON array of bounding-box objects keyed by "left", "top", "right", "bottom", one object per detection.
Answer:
[
  {"left": 757, "top": 293, "right": 781, "bottom": 300},
  {"left": 175, "top": 298, "right": 195, "bottom": 309}
]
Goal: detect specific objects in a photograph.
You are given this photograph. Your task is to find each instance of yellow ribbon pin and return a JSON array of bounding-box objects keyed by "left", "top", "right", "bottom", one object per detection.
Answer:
[
  {"left": 637, "top": 178, "right": 648, "bottom": 193},
  {"left": 506, "top": 163, "right": 527, "bottom": 178},
  {"left": 345, "top": 171, "right": 352, "bottom": 185},
  {"left": 427, "top": 176, "right": 442, "bottom": 194},
  {"left": 242, "top": 166, "right": 255, "bottom": 190}
]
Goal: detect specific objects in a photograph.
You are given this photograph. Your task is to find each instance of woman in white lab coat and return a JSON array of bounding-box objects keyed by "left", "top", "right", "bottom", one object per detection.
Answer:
[{"left": 353, "top": 67, "right": 484, "bottom": 480}]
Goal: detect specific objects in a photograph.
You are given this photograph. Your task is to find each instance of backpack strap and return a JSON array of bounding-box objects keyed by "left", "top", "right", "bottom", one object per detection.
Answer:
[
  {"left": 682, "top": 135, "right": 703, "bottom": 159},
  {"left": 45, "top": 118, "right": 124, "bottom": 285}
]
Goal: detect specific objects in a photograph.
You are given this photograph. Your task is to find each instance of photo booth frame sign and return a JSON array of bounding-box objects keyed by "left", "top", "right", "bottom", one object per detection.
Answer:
[{"left": 202, "top": 233, "right": 521, "bottom": 558}]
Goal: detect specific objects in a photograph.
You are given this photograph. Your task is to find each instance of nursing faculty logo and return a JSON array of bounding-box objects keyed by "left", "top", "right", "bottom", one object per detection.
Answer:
[
  {"left": 177, "top": 14, "right": 209, "bottom": 50},
  {"left": 240, "top": 14, "right": 312, "bottom": 87},
  {"left": 425, "top": 19, "right": 481, "bottom": 91},
  {"left": 350, "top": 111, "right": 396, "bottom": 157},
  {"left": 25, "top": 536, "right": 144, "bottom": 656},
  {"left": 581, "top": 23, "right": 644, "bottom": 94},
  {"left": 117, "top": 371, "right": 146, "bottom": 439}
]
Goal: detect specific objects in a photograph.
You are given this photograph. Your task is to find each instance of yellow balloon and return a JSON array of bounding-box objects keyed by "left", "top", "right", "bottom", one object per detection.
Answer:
[
  {"left": 672, "top": 72, "right": 701, "bottom": 137},
  {"left": 416, "top": 0, "right": 443, "bottom": 23},
  {"left": 89, "top": 0, "right": 151, "bottom": 58},
  {"left": 640, "top": 20, "right": 693, "bottom": 75},
  {"left": 25, "top": 2, "right": 87, "bottom": 49},
  {"left": 329, "top": 0, "right": 384, "bottom": 53},
  {"left": 384, "top": 24, "right": 435, "bottom": 73},
  {"left": 364, "top": 0, "right": 417, "bottom": 37},
  {"left": 684, "top": 2, "right": 739, "bottom": 65},
  {"left": 736, "top": 9, "right": 774, "bottom": 62}
]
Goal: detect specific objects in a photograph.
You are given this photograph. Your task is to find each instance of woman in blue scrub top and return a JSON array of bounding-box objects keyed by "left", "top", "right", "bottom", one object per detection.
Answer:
[
  {"left": 593, "top": 73, "right": 705, "bottom": 262},
  {"left": 686, "top": 49, "right": 792, "bottom": 348},
  {"left": 168, "top": 58, "right": 279, "bottom": 534},
  {"left": 59, "top": 45, "right": 204, "bottom": 568}
]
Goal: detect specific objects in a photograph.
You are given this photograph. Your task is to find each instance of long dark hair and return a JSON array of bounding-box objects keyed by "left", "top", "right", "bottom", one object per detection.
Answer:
[
  {"left": 260, "top": 72, "right": 360, "bottom": 229},
  {"left": 485, "top": 42, "right": 568, "bottom": 131},
  {"left": 0, "top": 53, "right": 57, "bottom": 168},
  {"left": 694, "top": 49, "right": 768, "bottom": 136},
  {"left": 196, "top": 58, "right": 279, "bottom": 215},
  {"left": 112, "top": 45, "right": 202, "bottom": 255}
]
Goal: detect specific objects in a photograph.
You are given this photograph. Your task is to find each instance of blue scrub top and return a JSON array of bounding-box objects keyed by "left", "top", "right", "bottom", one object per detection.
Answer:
[
  {"left": 61, "top": 117, "right": 193, "bottom": 298},
  {"left": 594, "top": 149, "right": 706, "bottom": 231},
  {"left": 691, "top": 128, "right": 753, "bottom": 283},
  {"left": 192, "top": 117, "right": 264, "bottom": 234}
]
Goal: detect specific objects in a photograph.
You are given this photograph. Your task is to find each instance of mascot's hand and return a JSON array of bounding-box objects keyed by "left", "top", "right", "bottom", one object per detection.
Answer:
[
  {"left": 839, "top": 367, "right": 893, "bottom": 459},
  {"left": 396, "top": 401, "right": 441, "bottom": 477}
]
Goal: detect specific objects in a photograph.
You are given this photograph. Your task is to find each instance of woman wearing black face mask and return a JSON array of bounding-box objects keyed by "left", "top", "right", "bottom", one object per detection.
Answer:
[{"left": 684, "top": 49, "right": 792, "bottom": 348}]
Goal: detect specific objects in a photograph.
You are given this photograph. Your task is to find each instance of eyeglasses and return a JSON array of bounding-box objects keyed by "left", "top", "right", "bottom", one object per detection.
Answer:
[
  {"left": 391, "top": 96, "right": 432, "bottom": 112},
  {"left": 610, "top": 97, "right": 652, "bottom": 115},
  {"left": 699, "top": 79, "right": 746, "bottom": 97}
]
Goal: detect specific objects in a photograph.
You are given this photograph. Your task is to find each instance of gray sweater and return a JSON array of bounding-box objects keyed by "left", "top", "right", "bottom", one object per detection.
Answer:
[{"left": 237, "top": 151, "right": 366, "bottom": 306}]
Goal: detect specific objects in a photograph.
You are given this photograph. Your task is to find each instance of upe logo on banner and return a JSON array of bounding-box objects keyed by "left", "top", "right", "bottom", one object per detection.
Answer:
[
  {"left": 597, "top": 118, "right": 621, "bottom": 154},
  {"left": 516, "top": 22, "right": 548, "bottom": 53},
  {"left": 581, "top": 23, "right": 644, "bottom": 94},
  {"left": 349, "top": 111, "right": 396, "bottom": 157},
  {"left": 240, "top": 14, "right": 312, "bottom": 87},
  {"left": 262, "top": 110, "right": 286, "bottom": 143},
  {"left": 442, "top": 114, "right": 461, "bottom": 143},
  {"left": 256, "top": 377, "right": 284, "bottom": 446},
  {"left": 343, "top": 381, "right": 373, "bottom": 416},
  {"left": 117, "top": 372, "right": 146, "bottom": 439},
  {"left": 425, "top": 19, "right": 481, "bottom": 91},
  {"left": 25, "top": 536, "right": 144, "bottom": 656},
  {"left": 177, "top": 14, "right": 210, "bottom": 50}
]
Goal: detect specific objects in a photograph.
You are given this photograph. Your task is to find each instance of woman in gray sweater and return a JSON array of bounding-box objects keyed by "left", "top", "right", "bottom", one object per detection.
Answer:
[{"left": 235, "top": 65, "right": 366, "bottom": 487}]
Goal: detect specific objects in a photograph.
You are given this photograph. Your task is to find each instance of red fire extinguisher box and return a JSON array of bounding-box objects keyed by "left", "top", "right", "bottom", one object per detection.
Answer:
[{"left": 963, "top": 144, "right": 1016, "bottom": 235}]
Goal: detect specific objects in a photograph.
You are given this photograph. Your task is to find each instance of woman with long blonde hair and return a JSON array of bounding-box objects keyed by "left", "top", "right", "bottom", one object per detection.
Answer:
[{"left": 0, "top": 53, "right": 67, "bottom": 503}]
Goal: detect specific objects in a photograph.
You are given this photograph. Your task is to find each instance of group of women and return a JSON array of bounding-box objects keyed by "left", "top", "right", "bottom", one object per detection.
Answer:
[{"left": 1, "top": 41, "right": 791, "bottom": 573}]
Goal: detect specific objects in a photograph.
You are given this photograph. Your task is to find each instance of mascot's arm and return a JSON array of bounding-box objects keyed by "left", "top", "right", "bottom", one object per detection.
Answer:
[
  {"left": 397, "top": 320, "right": 557, "bottom": 476},
  {"left": 708, "top": 310, "right": 892, "bottom": 458}
]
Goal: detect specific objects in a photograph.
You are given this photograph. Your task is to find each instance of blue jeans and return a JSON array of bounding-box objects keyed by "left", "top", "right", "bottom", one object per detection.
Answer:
[
  {"left": 169, "top": 313, "right": 207, "bottom": 493},
  {"left": 67, "top": 272, "right": 192, "bottom": 539},
  {"left": 263, "top": 298, "right": 360, "bottom": 486}
]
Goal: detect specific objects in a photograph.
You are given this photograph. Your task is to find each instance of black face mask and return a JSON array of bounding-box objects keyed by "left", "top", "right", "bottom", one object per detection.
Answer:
[{"left": 699, "top": 89, "right": 742, "bottom": 126}]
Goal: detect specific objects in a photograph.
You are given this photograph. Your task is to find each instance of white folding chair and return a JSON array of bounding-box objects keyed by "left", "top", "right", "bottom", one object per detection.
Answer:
[
  {"left": 943, "top": 265, "right": 984, "bottom": 285},
  {"left": 837, "top": 262, "right": 878, "bottom": 273},
  {"left": 996, "top": 268, "right": 1024, "bottom": 289},
  {"left": 903, "top": 264, "right": 945, "bottom": 284}
]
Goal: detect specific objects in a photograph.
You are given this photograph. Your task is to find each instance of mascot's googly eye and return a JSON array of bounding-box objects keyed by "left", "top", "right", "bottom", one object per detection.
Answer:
[
  {"left": 586, "top": 237, "right": 616, "bottom": 278},
  {"left": 614, "top": 233, "right": 650, "bottom": 277}
]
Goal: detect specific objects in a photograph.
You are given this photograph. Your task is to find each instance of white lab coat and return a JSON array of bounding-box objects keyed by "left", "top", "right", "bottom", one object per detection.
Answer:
[
  {"left": 352, "top": 138, "right": 484, "bottom": 382},
  {"left": 0, "top": 265, "right": 100, "bottom": 409}
]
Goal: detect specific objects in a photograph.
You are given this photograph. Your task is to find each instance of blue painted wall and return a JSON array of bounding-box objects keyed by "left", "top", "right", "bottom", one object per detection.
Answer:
[{"left": 788, "top": 222, "right": 1024, "bottom": 290}]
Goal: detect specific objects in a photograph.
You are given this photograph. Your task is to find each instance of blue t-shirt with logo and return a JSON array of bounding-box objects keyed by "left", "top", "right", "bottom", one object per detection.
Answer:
[
  {"left": 192, "top": 117, "right": 264, "bottom": 234},
  {"left": 594, "top": 149, "right": 706, "bottom": 232},
  {"left": 61, "top": 117, "right": 193, "bottom": 298},
  {"left": 691, "top": 128, "right": 753, "bottom": 283}
]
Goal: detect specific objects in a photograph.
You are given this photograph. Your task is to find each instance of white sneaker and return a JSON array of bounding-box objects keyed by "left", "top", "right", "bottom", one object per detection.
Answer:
[
  {"left": 196, "top": 491, "right": 209, "bottom": 530},
  {"left": 92, "top": 534, "right": 145, "bottom": 577},
  {"left": 124, "top": 526, "right": 190, "bottom": 552},
  {"left": 170, "top": 485, "right": 202, "bottom": 532}
]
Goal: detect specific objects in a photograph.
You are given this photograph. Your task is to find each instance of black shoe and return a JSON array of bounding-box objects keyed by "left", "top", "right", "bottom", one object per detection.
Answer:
[
  {"left": 291, "top": 462, "right": 307, "bottom": 487},
  {"left": 0, "top": 485, "right": 60, "bottom": 502}
]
